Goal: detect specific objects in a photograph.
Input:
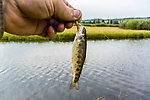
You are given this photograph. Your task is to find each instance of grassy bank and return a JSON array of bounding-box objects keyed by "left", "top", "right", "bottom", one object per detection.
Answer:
[
  {"left": 82, "top": 23, "right": 119, "bottom": 27},
  {"left": 60, "top": 27, "right": 150, "bottom": 40},
  {"left": 1, "top": 27, "right": 150, "bottom": 42}
]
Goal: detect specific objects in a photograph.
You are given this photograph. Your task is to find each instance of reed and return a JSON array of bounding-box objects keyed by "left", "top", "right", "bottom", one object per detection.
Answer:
[
  {"left": 119, "top": 19, "right": 150, "bottom": 30},
  {"left": 1, "top": 27, "right": 150, "bottom": 42}
]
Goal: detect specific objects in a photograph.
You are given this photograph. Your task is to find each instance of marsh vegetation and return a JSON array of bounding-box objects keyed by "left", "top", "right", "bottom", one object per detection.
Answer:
[
  {"left": 119, "top": 19, "right": 150, "bottom": 30},
  {"left": 1, "top": 26, "right": 150, "bottom": 42}
]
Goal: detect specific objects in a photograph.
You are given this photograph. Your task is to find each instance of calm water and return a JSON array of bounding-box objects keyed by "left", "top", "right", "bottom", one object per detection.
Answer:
[{"left": 0, "top": 40, "right": 150, "bottom": 100}]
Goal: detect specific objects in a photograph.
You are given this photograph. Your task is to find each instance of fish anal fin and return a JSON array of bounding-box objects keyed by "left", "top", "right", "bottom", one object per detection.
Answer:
[
  {"left": 69, "top": 82, "right": 75, "bottom": 89},
  {"left": 75, "top": 81, "right": 79, "bottom": 90}
]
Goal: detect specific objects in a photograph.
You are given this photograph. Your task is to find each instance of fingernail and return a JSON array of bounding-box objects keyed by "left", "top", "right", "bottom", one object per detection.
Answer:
[{"left": 74, "top": 10, "right": 80, "bottom": 18}]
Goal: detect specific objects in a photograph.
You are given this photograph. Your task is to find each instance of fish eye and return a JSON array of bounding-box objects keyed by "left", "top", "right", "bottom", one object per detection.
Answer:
[
  {"left": 82, "top": 30, "right": 85, "bottom": 34},
  {"left": 82, "top": 27, "right": 86, "bottom": 33}
]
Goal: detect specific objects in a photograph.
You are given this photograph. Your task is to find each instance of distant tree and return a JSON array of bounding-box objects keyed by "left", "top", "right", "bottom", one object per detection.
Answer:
[
  {"left": 121, "top": 20, "right": 124, "bottom": 23},
  {"left": 93, "top": 20, "right": 96, "bottom": 24},
  {"left": 98, "top": 19, "right": 100, "bottom": 23},
  {"left": 110, "top": 20, "right": 113, "bottom": 24},
  {"left": 113, "top": 20, "right": 119, "bottom": 24},
  {"left": 82, "top": 21, "right": 85, "bottom": 23},
  {"left": 102, "top": 19, "right": 105, "bottom": 23},
  {"left": 90, "top": 20, "right": 92, "bottom": 24},
  {"left": 120, "top": 20, "right": 123, "bottom": 23},
  {"left": 107, "top": 20, "right": 109, "bottom": 24}
]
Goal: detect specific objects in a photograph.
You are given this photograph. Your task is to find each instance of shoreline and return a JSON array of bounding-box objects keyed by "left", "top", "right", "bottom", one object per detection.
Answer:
[{"left": 1, "top": 27, "right": 150, "bottom": 42}]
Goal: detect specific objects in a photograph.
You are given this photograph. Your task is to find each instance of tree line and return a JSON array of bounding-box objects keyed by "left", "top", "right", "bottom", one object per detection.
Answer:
[
  {"left": 119, "top": 19, "right": 150, "bottom": 30},
  {"left": 82, "top": 19, "right": 124, "bottom": 24}
]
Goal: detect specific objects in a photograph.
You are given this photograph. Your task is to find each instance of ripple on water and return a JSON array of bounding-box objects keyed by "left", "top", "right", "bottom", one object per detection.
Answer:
[{"left": 1, "top": 40, "right": 150, "bottom": 100}]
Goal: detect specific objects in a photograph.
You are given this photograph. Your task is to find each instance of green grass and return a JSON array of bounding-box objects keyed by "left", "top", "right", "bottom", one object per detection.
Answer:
[
  {"left": 119, "top": 19, "right": 150, "bottom": 30},
  {"left": 1, "top": 26, "right": 150, "bottom": 42},
  {"left": 82, "top": 23, "right": 119, "bottom": 27},
  {"left": 85, "top": 27, "right": 150, "bottom": 40},
  {"left": 1, "top": 33, "right": 50, "bottom": 42}
]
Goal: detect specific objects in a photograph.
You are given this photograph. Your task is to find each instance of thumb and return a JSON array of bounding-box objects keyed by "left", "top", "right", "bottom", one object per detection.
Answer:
[{"left": 53, "top": 0, "right": 82, "bottom": 21}]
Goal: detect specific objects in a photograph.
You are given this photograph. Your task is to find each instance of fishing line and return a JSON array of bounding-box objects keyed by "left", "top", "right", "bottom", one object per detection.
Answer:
[
  {"left": 103, "top": 32, "right": 110, "bottom": 39},
  {"left": 99, "top": 27, "right": 110, "bottom": 39},
  {"left": 76, "top": 21, "right": 110, "bottom": 39}
]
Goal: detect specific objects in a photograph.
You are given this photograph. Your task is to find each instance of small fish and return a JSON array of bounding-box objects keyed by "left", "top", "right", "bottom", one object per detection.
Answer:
[{"left": 69, "top": 22, "right": 87, "bottom": 90}]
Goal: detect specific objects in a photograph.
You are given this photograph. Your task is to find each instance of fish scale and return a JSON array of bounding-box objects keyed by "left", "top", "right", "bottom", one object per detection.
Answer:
[{"left": 69, "top": 22, "right": 87, "bottom": 90}]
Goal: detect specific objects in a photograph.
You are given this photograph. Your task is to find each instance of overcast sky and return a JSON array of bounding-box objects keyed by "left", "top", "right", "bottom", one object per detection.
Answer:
[{"left": 67, "top": 0, "right": 150, "bottom": 19}]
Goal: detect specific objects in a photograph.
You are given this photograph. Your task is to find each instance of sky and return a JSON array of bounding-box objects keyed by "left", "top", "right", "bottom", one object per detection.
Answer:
[{"left": 67, "top": 0, "right": 150, "bottom": 19}]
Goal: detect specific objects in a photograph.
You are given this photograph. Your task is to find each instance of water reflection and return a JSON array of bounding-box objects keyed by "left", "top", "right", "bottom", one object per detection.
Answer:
[{"left": 0, "top": 40, "right": 150, "bottom": 100}]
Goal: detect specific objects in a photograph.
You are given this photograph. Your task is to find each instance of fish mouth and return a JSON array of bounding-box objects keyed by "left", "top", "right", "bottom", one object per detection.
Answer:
[{"left": 76, "top": 23, "right": 86, "bottom": 38}]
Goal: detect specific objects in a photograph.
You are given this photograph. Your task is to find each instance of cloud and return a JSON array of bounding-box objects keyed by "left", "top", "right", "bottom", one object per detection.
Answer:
[{"left": 66, "top": 0, "right": 150, "bottom": 19}]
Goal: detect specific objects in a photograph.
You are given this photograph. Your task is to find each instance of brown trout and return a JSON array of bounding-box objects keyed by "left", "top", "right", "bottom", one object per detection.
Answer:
[{"left": 69, "top": 23, "right": 87, "bottom": 90}]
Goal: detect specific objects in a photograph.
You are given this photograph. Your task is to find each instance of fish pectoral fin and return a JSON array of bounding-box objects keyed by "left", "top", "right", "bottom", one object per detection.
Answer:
[
  {"left": 72, "top": 69, "right": 74, "bottom": 76},
  {"left": 83, "top": 58, "right": 86, "bottom": 65},
  {"left": 69, "top": 81, "right": 79, "bottom": 90}
]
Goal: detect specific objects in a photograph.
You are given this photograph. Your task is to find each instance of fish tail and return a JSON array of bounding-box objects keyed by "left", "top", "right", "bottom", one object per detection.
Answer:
[
  {"left": 69, "top": 81, "right": 79, "bottom": 90},
  {"left": 75, "top": 81, "right": 79, "bottom": 90},
  {"left": 69, "top": 82, "right": 75, "bottom": 89}
]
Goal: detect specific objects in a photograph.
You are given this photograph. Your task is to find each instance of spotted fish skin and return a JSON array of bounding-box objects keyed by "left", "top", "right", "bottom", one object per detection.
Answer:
[{"left": 70, "top": 26, "right": 86, "bottom": 90}]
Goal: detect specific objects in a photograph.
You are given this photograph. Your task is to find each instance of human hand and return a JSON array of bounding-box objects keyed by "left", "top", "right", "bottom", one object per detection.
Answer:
[{"left": 4, "top": 0, "right": 82, "bottom": 38}]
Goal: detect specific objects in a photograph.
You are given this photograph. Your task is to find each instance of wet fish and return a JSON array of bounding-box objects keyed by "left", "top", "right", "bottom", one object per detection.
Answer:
[{"left": 69, "top": 23, "right": 87, "bottom": 90}]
